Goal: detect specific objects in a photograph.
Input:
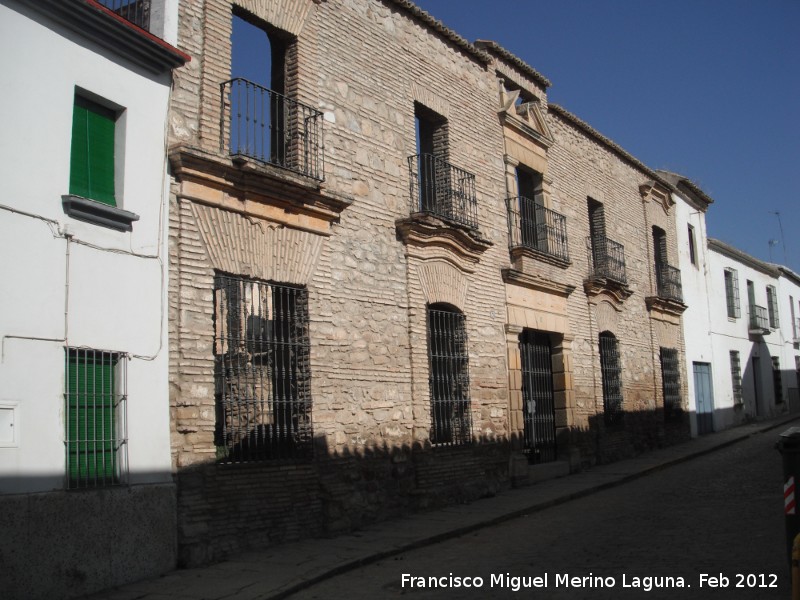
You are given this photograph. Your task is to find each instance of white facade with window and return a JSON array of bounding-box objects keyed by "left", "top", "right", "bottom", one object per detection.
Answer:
[
  {"left": 706, "top": 240, "right": 790, "bottom": 429},
  {"left": 0, "top": 1, "right": 185, "bottom": 597}
]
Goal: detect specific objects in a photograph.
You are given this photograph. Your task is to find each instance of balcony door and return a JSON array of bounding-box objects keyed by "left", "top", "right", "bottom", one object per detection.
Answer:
[{"left": 516, "top": 166, "right": 547, "bottom": 253}]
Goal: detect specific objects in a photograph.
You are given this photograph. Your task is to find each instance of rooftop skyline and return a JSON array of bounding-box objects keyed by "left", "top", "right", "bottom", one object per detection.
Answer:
[{"left": 411, "top": 0, "right": 800, "bottom": 272}]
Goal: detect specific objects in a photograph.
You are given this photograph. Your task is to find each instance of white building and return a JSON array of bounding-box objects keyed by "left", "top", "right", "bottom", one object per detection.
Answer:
[
  {"left": 658, "top": 171, "right": 715, "bottom": 437},
  {"left": 0, "top": 1, "right": 186, "bottom": 598},
  {"left": 705, "top": 239, "right": 793, "bottom": 431}
]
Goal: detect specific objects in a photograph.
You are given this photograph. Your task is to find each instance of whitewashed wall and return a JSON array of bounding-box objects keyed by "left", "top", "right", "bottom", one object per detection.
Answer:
[{"left": 674, "top": 195, "right": 714, "bottom": 436}]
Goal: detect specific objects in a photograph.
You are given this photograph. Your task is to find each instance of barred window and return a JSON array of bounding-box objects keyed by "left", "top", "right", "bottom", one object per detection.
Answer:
[
  {"left": 599, "top": 331, "right": 623, "bottom": 427},
  {"left": 427, "top": 304, "right": 472, "bottom": 445},
  {"left": 773, "top": 356, "right": 783, "bottom": 404},
  {"left": 767, "top": 285, "right": 780, "bottom": 329},
  {"left": 730, "top": 351, "right": 743, "bottom": 405},
  {"left": 65, "top": 348, "right": 127, "bottom": 489},
  {"left": 660, "top": 347, "right": 682, "bottom": 421},
  {"left": 213, "top": 274, "right": 312, "bottom": 462},
  {"left": 724, "top": 268, "right": 740, "bottom": 318}
]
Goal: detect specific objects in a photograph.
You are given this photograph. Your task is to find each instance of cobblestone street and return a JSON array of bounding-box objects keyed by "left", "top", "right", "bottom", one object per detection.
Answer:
[{"left": 291, "top": 430, "right": 790, "bottom": 600}]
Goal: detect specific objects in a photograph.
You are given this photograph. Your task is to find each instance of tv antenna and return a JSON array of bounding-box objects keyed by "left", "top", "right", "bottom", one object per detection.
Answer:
[{"left": 772, "top": 211, "right": 787, "bottom": 264}]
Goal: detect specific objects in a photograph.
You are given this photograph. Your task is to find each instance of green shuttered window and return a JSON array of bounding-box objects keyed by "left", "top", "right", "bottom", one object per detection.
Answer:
[
  {"left": 70, "top": 96, "right": 117, "bottom": 206},
  {"left": 65, "top": 348, "right": 127, "bottom": 488}
]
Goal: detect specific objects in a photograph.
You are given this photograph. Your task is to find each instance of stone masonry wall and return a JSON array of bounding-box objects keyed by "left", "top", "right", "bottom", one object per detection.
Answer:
[
  {"left": 168, "top": 0, "right": 513, "bottom": 564},
  {"left": 546, "top": 110, "right": 686, "bottom": 463}
]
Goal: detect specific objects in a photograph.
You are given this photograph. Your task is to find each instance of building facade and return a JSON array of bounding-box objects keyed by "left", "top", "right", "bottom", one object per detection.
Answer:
[
  {"left": 0, "top": 1, "right": 186, "bottom": 598},
  {"left": 704, "top": 239, "right": 797, "bottom": 430},
  {"left": 167, "top": 0, "right": 692, "bottom": 565}
]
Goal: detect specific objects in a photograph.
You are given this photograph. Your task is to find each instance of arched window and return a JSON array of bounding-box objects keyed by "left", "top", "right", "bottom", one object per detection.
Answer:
[
  {"left": 598, "top": 331, "right": 623, "bottom": 427},
  {"left": 427, "top": 303, "right": 471, "bottom": 445}
]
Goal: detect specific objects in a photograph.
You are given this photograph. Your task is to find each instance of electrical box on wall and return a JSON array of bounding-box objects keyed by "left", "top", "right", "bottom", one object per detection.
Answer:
[{"left": 0, "top": 404, "right": 18, "bottom": 447}]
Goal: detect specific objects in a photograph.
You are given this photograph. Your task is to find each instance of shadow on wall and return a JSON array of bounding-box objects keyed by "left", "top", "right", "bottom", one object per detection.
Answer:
[
  {"left": 696, "top": 339, "right": 800, "bottom": 433},
  {"left": 2, "top": 403, "right": 747, "bottom": 599}
]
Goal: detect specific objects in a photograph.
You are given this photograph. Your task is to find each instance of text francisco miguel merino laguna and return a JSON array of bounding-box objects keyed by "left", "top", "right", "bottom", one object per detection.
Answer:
[{"left": 402, "top": 572, "right": 729, "bottom": 592}]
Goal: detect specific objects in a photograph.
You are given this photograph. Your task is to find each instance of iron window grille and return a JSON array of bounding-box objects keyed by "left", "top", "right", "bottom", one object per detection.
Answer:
[
  {"left": 427, "top": 304, "right": 472, "bottom": 446},
  {"left": 64, "top": 348, "right": 128, "bottom": 489},
  {"left": 656, "top": 263, "right": 684, "bottom": 303},
  {"left": 730, "top": 351, "right": 743, "bottom": 405},
  {"left": 767, "top": 285, "right": 780, "bottom": 329},
  {"left": 749, "top": 304, "right": 770, "bottom": 331},
  {"left": 773, "top": 356, "right": 784, "bottom": 404},
  {"left": 506, "top": 197, "right": 570, "bottom": 262},
  {"left": 588, "top": 235, "right": 627, "bottom": 284},
  {"left": 724, "top": 268, "right": 740, "bottom": 318},
  {"left": 97, "top": 0, "right": 151, "bottom": 30},
  {"left": 408, "top": 153, "right": 478, "bottom": 230},
  {"left": 519, "top": 330, "right": 557, "bottom": 463},
  {"left": 660, "top": 347, "right": 682, "bottom": 421},
  {"left": 599, "top": 332, "right": 624, "bottom": 427},
  {"left": 220, "top": 78, "right": 324, "bottom": 181},
  {"left": 213, "top": 274, "right": 312, "bottom": 462}
]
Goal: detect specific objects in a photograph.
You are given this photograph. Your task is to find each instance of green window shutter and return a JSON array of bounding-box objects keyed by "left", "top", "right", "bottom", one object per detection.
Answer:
[
  {"left": 70, "top": 96, "right": 117, "bottom": 207},
  {"left": 66, "top": 350, "right": 118, "bottom": 487}
]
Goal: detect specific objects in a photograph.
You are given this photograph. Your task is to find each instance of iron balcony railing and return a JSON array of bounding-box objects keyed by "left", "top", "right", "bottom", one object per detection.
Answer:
[
  {"left": 656, "top": 263, "right": 683, "bottom": 303},
  {"left": 221, "top": 78, "right": 325, "bottom": 181},
  {"left": 749, "top": 304, "right": 770, "bottom": 332},
  {"left": 408, "top": 153, "right": 478, "bottom": 230},
  {"left": 588, "top": 236, "right": 627, "bottom": 284},
  {"left": 506, "top": 197, "right": 569, "bottom": 262},
  {"left": 98, "top": 0, "right": 151, "bottom": 30}
]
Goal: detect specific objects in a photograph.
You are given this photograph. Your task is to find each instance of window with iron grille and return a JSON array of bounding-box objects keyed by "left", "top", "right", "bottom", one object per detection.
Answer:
[
  {"left": 660, "top": 347, "right": 682, "bottom": 421},
  {"left": 427, "top": 304, "right": 472, "bottom": 446},
  {"left": 64, "top": 348, "right": 127, "bottom": 489},
  {"left": 767, "top": 285, "right": 780, "bottom": 329},
  {"left": 773, "top": 356, "right": 783, "bottom": 404},
  {"left": 213, "top": 274, "right": 312, "bottom": 462},
  {"left": 599, "top": 332, "right": 623, "bottom": 427},
  {"left": 730, "top": 351, "right": 743, "bottom": 405},
  {"left": 724, "top": 268, "right": 740, "bottom": 318}
]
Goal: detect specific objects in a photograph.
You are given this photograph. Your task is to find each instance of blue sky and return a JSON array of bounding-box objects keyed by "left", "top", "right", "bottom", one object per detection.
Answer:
[{"left": 410, "top": 0, "right": 800, "bottom": 271}]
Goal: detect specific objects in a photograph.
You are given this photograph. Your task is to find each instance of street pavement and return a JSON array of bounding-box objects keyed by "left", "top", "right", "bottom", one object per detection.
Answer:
[{"left": 87, "top": 414, "right": 799, "bottom": 600}]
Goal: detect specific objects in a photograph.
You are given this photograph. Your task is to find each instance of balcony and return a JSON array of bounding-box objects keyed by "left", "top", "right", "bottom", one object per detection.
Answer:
[
  {"left": 588, "top": 236, "right": 627, "bottom": 285},
  {"left": 656, "top": 263, "right": 683, "bottom": 303},
  {"left": 98, "top": 0, "right": 150, "bottom": 30},
  {"left": 506, "top": 197, "right": 569, "bottom": 263},
  {"left": 407, "top": 153, "right": 478, "bottom": 230},
  {"left": 221, "top": 78, "right": 325, "bottom": 181},
  {"left": 748, "top": 304, "right": 770, "bottom": 335}
]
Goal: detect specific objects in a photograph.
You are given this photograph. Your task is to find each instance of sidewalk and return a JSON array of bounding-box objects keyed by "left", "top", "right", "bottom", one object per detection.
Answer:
[{"left": 90, "top": 414, "right": 799, "bottom": 600}]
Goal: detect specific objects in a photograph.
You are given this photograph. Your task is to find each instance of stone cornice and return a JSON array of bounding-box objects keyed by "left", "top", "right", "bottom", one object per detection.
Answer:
[
  {"left": 645, "top": 296, "right": 687, "bottom": 319},
  {"left": 502, "top": 269, "right": 575, "bottom": 298},
  {"left": 640, "top": 181, "right": 675, "bottom": 214},
  {"left": 509, "top": 245, "right": 570, "bottom": 270},
  {"left": 169, "top": 145, "right": 352, "bottom": 235},
  {"left": 396, "top": 214, "right": 492, "bottom": 268},
  {"left": 584, "top": 277, "right": 633, "bottom": 304},
  {"left": 501, "top": 109, "right": 554, "bottom": 150}
]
